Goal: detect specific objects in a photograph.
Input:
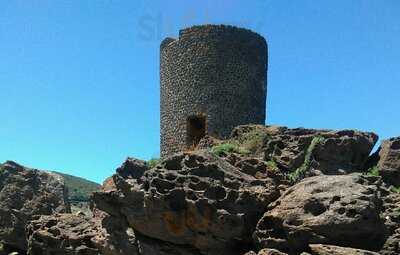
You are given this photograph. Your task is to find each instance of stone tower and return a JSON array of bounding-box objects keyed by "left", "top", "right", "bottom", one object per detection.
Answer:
[{"left": 160, "top": 25, "right": 268, "bottom": 157}]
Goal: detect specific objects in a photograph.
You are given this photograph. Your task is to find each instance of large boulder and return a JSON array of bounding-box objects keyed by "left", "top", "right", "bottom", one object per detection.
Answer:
[
  {"left": 253, "top": 174, "right": 386, "bottom": 253},
  {"left": 93, "top": 152, "right": 282, "bottom": 254},
  {"left": 309, "top": 244, "right": 380, "bottom": 255},
  {"left": 231, "top": 125, "right": 378, "bottom": 179},
  {"left": 0, "top": 161, "right": 70, "bottom": 252},
  {"left": 26, "top": 212, "right": 201, "bottom": 255},
  {"left": 376, "top": 137, "right": 400, "bottom": 186},
  {"left": 27, "top": 212, "right": 138, "bottom": 255}
]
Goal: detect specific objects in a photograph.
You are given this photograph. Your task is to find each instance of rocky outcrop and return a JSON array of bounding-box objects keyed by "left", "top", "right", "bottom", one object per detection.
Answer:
[
  {"left": 26, "top": 211, "right": 202, "bottom": 255},
  {"left": 27, "top": 214, "right": 101, "bottom": 255},
  {"left": 376, "top": 137, "right": 400, "bottom": 186},
  {"left": 309, "top": 244, "right": 380, "bottom": 255},
  {"left": 4, "top": 124, "right": 398, "bottom": 255},
  {"left": 115, "top": 157, "right": 148, "bottom": 179},
  {"left": 92, "top": 152, "right": 282, "bottom": 254},
  {"left": 231, "top": 125, "right": 378, "bottom": 179},
  {"left": 27, "top": 212, "right": 139, "bottom": 255},
  {"left": 253, "top": 174, "right": 386, "bottom": 253},
  {"left": 0, "top": 161, "right": 70, "bottom": 252}
]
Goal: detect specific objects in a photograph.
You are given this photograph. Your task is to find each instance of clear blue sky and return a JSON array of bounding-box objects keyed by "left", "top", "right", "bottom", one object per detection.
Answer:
[{"left": 1, "top": 1, "right": 399, "bottom": 183}]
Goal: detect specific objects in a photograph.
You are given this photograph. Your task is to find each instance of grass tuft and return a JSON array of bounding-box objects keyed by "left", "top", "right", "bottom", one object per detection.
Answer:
[
  {"left": 147, "top": 158, "right": 161, "bottom": 168},
  {"left": 367, "top": 166, "right": 380, "bottom": 177},
  {"left": 211, "top": 143, "right": 250, "bottom": 157},
  {"left": 288, "top": 136, "right": 325, "bottom": 183}
]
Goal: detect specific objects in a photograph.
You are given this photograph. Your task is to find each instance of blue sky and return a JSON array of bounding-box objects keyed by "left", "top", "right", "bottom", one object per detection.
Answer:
[{"left": 0, "top": 1, "right": 399, "bottom": 183}]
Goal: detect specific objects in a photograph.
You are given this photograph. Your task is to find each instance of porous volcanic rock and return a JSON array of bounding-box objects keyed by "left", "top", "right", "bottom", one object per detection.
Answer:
[
  {"left": 380, "top": 191, "right": 400, "bottom": 255},
  {"left": 27, "top": 212, "right": 202, "bottom": 255},
  {"left": 231, "top": 125, "right": 378, "bottom": 177},
  {"left": 27, "top": 211, "right": 141, "bottom": 255},
  {"left": 253, "top": 174, "right": 386, "bottom": 253},
  {"left": 376, "top": 137, "right": 400, "bottom": 186},
  {"left": 27, "top": 214, "right": 102, "bottom": 255},
  {"left": 93, "top": 152, "right": 282, "bottom": 254},
  {"left": 244, "top": 248, "right": 289, "bottom": 254},
  {"left": 0, "top": 161, "right": 70, "bottom": 252},
  {"left": 309, "top": 244, "right": 380, "bottom": 255},
  {"left": 116, "top": 157, "right": 148, "bottom": 179}
]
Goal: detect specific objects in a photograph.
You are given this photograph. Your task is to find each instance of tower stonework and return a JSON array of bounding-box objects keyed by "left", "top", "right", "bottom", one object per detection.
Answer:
[{"left": 160, "top": 25, "right": 268, "bottom": 157}]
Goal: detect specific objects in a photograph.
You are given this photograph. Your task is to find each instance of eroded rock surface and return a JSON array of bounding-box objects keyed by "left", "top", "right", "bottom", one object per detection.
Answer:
[
  {"left": 231, "top": 125, "right": 378, "bottom": 177},
  {"left": 244, "top": 248, "right": 289, "bottom": 255},
  {"left": 380, "top": 190, "right": 400, "bottom": 255},
  {"left": 93, "top": 152, "right": 282, "bottom": 254},
  {"left": 253, "top": 174, "right": 386, "bottom": 253},
  {"left": 0, "top": 161, "right": 70, "bottom": 252},
  {"left": 377, "top": 137, "right": 400, "bottom": 186},
  {"left": 27, "top": 211, "right": 142, "bottom": 255},
  {"left": 26, "top": 211, "right": 202, "bottom": 255},
  {"left": 309, "top": 244, "right": 380, "bottom": 255}
]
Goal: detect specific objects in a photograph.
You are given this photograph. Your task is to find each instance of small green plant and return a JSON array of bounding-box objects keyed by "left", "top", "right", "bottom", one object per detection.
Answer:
[
  {"left": 147, "top": 158, "right": 161, "bottom": 168},
  {"left": 288, "top": 136, "right": 325, "bottom": 183},
  {"left": 266, "top": 160, "right": 280, "bottom": 172},
  {"left": 211, "top": 143, "right": 249, "bottom": 157},
  {"left": 390, "top": 186, "right": 400, "bottom": 193},
  {"left": 367, "top": 166, "right": 380, "bottom": 177}
]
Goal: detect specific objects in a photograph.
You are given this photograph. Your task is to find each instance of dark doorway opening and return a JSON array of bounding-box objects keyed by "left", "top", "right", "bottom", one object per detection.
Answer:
[{"left": 186, "top": 114, "right": 206, "bottom": 148}]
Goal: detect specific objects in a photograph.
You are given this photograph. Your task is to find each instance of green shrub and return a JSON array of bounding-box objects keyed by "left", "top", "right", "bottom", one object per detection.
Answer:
[
  {"left": 367, "top": 166, "right": 380, "bottom": 177},
  {"left": 211, "top": 143, "right": 249, "bottom": 157},
  {"left": 239, "top": 129, "right": 269, "bottom": 153},
  {"left": 147, "top": 158, "right": 161, "bottom": 168},
  {"left": 288, "top": 136, "right": 325, "bottom": 183}
]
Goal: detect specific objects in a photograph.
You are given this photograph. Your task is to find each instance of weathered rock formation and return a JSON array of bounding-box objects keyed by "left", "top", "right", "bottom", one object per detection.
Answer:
[
  {"left": 0, "top": 161, "right": 70, "bottom": 252},
  {"left": 92, "top": 151, "right": 282, "bottom": 254},
  {"left": 253, "top": 174, "right": 386, "bottom": 253},
  {"left": 27, "top": 212, "right": 140, "bottom": 255},
  {"left": 2, "top": 125, "right": 399, "bottom": 255},
  {"left": 376, "top": 137, "right": 400, "bottom": 186},
  {"left": 231, "top": 125, "right": 378, "bottom": 178},
  {"left": 308, "top": 244, "right": 380, "bottom": 255}
]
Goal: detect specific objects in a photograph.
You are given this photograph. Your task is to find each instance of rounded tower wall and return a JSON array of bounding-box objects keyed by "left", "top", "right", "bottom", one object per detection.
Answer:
[{"left": 160, "top": 25, "right": 268, "bottom": 157}]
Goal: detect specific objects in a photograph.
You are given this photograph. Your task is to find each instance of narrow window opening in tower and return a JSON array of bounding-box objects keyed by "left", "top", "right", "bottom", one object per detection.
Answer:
[{"left": 186, "top": 115, "right": 206, "bottom": 149}]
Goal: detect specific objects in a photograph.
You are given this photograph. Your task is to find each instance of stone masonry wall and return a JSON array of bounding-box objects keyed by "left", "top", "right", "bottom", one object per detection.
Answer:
[{"left": 160, "top": 25, "right": 268, "bottom": 157}]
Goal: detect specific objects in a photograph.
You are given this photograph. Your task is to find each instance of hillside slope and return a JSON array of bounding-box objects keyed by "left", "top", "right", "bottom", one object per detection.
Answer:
[{"left": 52, "top": 171, "right": 101, "bottom": 202}]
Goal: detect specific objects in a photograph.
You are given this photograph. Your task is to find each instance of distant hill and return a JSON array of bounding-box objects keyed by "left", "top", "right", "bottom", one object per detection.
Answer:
[{"left": 53, "top": 171, "right": 101, "bottom": 202}]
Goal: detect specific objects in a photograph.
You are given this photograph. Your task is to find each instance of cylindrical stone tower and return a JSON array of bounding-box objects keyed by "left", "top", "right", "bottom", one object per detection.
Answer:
[{"left": 160, "top": 24, "right": 268, "bottom": 157}]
